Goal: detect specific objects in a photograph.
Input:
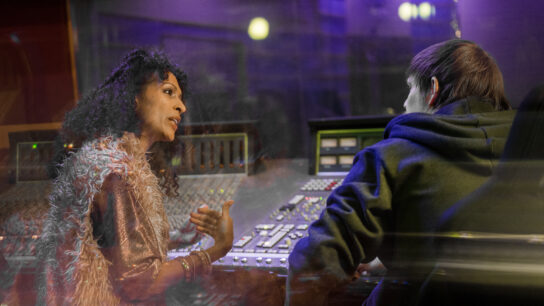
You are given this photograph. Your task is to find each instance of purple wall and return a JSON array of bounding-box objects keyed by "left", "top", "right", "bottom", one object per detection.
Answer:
[
  {"left": 346, "top": 0, "right": 411, "bottom": 37},
  {"left": 458, "top": 0, "right": 544, "bottom": 106}
]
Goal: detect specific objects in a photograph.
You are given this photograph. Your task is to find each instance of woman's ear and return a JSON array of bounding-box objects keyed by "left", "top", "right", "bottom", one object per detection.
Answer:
[
  {"left": 134, "top": 95, "right": 141, "bottom": 111},
  {"left": 426, "top": 76, "right": 440, "bottom": 107}
]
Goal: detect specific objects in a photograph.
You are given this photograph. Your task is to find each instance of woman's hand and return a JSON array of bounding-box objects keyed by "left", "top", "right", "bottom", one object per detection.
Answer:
[{"left": 190, "top": 200, "right": 234, "bottom": 259}]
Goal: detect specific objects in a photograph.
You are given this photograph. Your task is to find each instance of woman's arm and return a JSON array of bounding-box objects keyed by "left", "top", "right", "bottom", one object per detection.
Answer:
[{"left": 92, "top": 174, "right": 233, "bottom": 302}]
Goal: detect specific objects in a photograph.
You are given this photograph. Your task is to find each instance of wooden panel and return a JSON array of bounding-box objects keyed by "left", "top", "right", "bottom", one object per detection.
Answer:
[{"left": 0, "top": 0, "right": 77, "bottom": 125}]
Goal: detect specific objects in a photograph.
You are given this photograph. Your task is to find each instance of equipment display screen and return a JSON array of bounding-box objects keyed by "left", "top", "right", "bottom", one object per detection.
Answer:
[
  {"left": 321, "top": 138, "right": 338, "bottom": 148},
  {"left": 17, "top": 141, "right": 55, "bottom": 182},
  {"left": 320, "top": 156, "right": 337, "bottom": 165},
  {"left": 339, "top": 137, "right": 357, "bottom": 147},
  {"left": 339, "top": 155, "right": 354, "bottom": 165}
]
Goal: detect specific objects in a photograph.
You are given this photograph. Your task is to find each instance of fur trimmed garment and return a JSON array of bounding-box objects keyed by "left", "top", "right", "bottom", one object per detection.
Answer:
[{"left": 37, "top": 133, "right": 171, "bottom": 305}]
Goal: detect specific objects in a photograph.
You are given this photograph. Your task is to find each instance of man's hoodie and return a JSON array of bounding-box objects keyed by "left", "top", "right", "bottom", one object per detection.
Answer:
[{"left": 287, "top": 98, "right": 515, "bottom": 305}]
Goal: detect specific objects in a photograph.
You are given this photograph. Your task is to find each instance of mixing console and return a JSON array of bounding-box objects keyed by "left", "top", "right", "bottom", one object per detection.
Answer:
[
  {"left": 164, "top": 174, "right": 244, "bottom": 247},
  {"left": 0, "top": 181, "right": 51, "bottom": 260},
  {"left": 168, "top": 176, "right": 345, "bottom": 273}
]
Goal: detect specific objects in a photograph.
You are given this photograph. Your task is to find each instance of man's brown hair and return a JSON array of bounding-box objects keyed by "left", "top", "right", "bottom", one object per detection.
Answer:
[{"left": 407, "top": 39, "right": 511, "bottom": 110}]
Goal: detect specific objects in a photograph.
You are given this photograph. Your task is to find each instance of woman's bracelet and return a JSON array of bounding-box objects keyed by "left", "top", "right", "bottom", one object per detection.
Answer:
[
  {"left": 203, "top": 250, "right": 212, "bottom": 267},
  {"left": 176, "top": 257, "right": 191, "bottom": 282},
  {"left": 190, "top": 250, "right": 212, "bottom": 275},
  {"left": 176, "top": 251, "right": 212, "bottom": 282},
  {"left": 187, "top": 255, "right": 196, "bottom": 281}
]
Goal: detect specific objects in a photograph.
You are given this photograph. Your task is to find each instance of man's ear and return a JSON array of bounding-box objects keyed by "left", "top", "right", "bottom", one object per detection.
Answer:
[{"left": 426, "top": 76, "right": 439, "bottom": 107}]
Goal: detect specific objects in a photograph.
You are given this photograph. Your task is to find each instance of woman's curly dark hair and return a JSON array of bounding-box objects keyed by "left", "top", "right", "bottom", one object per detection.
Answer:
[
  {"left": 63, "top": 48, "right": 187, "bottom": 145},
  {"left": 50, "top": 49, "right": 187, "bottom": 194}
]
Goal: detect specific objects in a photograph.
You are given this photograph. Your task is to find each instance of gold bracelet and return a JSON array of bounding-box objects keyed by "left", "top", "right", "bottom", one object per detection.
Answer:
[
  {"left": 191, "top": 251, "right": 212, "bottom": 275},
  {"left": 202, "top": 251, "right": 212, "bottom": 274},
  {"left": 183, "top": 257, "right": 193, "bottom": 282},
  {"left": 203, "top": 250, "right": 212, "bottom": 266},
  {"left": 190, "top": 251, "right": 203, "bottom": 275},
  {"left": 176, "top": 257, "right": 190, "bottom": 282},
  {"left": 191, "top": 255, "right": 198, "bottom": 280}
]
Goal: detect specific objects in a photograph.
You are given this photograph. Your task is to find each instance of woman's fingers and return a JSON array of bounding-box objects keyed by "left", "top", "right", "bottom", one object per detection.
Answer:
[
  {"left": 196, "top": 225, "right": 214, "bottom": 236},
  {"left": 190, "top": 201, "right": 234, "bottom": 239},
  {"left": 197, "top": 205, "right": 221, "bottom": 219},
  {"left": 189, "top": 216, "right": 213, "bottom": 227},
  {"left": 190, "top": 211, "right": 218, "bottom": 225},
  {"left": 190, "top": 218, "right": 217, "bottom": 237}
]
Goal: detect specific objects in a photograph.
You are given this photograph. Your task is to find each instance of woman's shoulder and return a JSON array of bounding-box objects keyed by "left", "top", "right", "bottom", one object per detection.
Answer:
[{"left": 61, "top": 134, "right": 135, "bottom": 180}]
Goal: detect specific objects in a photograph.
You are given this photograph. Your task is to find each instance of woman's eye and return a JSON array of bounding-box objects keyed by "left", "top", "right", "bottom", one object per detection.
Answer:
[{"left": 164, "top": 89, "right": 173, "bottom": 95}]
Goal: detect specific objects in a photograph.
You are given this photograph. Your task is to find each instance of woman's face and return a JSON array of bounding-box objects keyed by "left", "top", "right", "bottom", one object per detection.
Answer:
[{"left": 136, "top": 72, "right": 186, "bottom": 147}]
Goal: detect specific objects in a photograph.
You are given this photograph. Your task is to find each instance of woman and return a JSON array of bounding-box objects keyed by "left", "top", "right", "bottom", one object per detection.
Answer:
[{"left": 36, "top": 49, "right": 234, "bottom": 305}]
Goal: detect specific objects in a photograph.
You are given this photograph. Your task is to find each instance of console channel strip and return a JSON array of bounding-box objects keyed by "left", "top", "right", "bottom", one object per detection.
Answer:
[{"left": 169, "top": 177, "right": 345, "bottom": 273}]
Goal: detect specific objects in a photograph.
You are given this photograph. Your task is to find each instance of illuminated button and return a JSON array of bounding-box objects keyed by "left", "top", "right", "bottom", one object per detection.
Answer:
[
  {"left": 256, "top": 224, "right": 275, "bottom": 230},
  {"left": 233, "top": 235, "right": 253, "bottom": 248},
  {"left": 256, "top": 257, "right": 263, "bottom": 263},
  {"left": 284, "top": 224, "right": 295, "bottom": 230},
  {"left": 241, "top": 258, "right": 248, "bottom": 263},
  {"left": 268, "top": 224, "right": 284, "bottom": 237},
  {"left": 288, "top": 195, "right": 305, "bottom": 205},
  {"left": 265, "top": 258, "right": 272, "bottom": 264},
  {"left": 276, "top": 215, "right": 284, "bottom": 222},
  {"left": 233, "top": 256, "right": 239, "bottom": 262},
  {"left": 263, "top": 229, "right": 288, "bottom": 248},
  {"left": 280, "top": 258, "right": 287, "bottom": 264},
  {"left": 296, "top": 224, "right": 309, "bottom": 230}
]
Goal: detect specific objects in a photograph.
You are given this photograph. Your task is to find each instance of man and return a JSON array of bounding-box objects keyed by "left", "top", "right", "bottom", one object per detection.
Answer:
[{"left": 287, "top": 39, "right": 514, "bottom": 305}]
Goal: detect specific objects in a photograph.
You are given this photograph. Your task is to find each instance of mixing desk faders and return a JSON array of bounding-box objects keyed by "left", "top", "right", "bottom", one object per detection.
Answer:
[{"left": 168, "top": 177, "right": 345, "bottom": 273}]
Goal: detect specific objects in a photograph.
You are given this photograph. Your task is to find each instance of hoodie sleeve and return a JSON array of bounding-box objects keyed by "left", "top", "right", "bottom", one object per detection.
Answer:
[{"left": 287, "top": 148, "right": 393, "bottom": 305}]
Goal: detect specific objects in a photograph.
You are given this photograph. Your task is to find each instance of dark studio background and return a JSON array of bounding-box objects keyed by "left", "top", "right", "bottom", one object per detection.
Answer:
[
  {"left": 0, "top": 0, "right": 543, "bottom": 180},
  {"left": 1, "top": 1, "right": 544, "bottom": 304}
]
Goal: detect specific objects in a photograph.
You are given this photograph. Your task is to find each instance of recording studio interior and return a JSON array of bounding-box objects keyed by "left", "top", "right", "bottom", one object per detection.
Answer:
[{"left": 1, "top": 0, "right": 544, "bottom": 305}]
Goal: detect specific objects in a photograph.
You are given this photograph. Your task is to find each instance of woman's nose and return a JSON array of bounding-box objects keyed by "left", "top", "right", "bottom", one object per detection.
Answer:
[{"left": 175, "top": 100, "right": 187, "bottom": 114}]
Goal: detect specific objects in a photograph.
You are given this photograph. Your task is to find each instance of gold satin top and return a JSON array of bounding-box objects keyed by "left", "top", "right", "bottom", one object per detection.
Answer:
[{"left": 92, "top": 173, "right": 169, "bottom": 303}]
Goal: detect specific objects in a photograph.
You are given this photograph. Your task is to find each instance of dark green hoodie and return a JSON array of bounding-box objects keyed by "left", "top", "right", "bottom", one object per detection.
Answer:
[{"left": 287, "top": 97, "right": 515, "bottom": 305}]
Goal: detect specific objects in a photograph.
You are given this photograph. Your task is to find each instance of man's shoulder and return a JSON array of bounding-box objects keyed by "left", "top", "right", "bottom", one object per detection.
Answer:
[{"left": 385, "top": 108, "right": 515, "bottom": 139}]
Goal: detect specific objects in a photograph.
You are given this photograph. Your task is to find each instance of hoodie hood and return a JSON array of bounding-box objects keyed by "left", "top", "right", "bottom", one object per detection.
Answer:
[{"left": 384, "top": 98, "right": 515, "bottom": 163}]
